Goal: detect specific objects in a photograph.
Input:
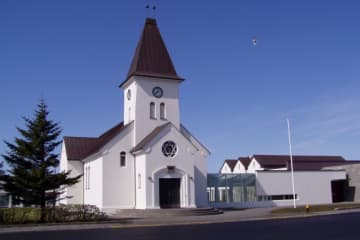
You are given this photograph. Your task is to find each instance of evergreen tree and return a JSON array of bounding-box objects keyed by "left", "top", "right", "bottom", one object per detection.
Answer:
[
  {"left": 0, "top": 161, "right": 4, "bottom": 190},
  {"left": 0, "top": 161, "right": 3, "bottom": 176},
  {"left": 1, "top": 99, "right": 81, "bottom": 221}
]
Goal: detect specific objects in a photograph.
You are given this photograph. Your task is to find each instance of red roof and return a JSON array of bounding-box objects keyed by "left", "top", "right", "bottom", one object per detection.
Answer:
[
  {"left": 252, "top": 154, "right": 346, "bottom": 171},
  {"left": 120, "top": 18, "right": 183, "bottom": 87},
  {"left": 223, "top": 159, "right": 238, "bottom": 172},
  {"left": 238, "top": 157, "right": 251, "bottom": 169},
  {"left": 221, "top": 154, "right": 357, "bottom": 172},
  {"left": 292, "top": 160, "right": 360, "bottom": 170},
  {"left": 64, "top": 122, "right": 126, "bottom": 160}
]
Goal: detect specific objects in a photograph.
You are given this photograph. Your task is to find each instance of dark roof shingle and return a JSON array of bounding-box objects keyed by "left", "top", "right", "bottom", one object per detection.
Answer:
[
  {"left": 238, "top": 157, "right": 251, "bottom": 169},
  {"left": 64, "top": 122, "right": 126, "bottom": 160},
  {"left": 253, "top": 154, "right": 346, "bottom": 171},
  {"left": 224, "top": 160, "right": 238, "bottom": 171},
  {"left": 120, "top": 18, "right": 183, "bottom": 87}
]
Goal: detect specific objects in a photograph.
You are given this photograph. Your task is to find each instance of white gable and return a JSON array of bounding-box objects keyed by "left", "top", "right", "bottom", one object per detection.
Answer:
[
  {"left": 220, "top": 162, "right": 233, "bottom": 174},
  {"left": 247, "top": 158, "right": 263, "bottom": 173},
  {"left": 130, "top": 123, "right": 207, "bottom": 209},
  {"left": 233, "top": 160, "right": 246, "bottom": 173}
]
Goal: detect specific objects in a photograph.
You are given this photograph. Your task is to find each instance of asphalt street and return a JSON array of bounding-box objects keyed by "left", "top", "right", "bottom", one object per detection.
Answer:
[{"left": 1, "top": 212, "right": 359, "bottom": 240}]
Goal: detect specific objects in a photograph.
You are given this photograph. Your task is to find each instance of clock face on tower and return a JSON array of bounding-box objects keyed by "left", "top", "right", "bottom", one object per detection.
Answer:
[{"left": 152, "top": 86, "right": 163, "bottom": 98}]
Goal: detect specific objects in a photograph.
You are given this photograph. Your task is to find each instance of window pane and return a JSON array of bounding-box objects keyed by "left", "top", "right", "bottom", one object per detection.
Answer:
[
  {"left": 150, "top": 102, "right": 155, "bottom": 119},
  {"left": 160, "top": 103, "right": 165, "bottom": 119},
  {"left": 120, "top": 152, "right": 126, "bottom": 167}
]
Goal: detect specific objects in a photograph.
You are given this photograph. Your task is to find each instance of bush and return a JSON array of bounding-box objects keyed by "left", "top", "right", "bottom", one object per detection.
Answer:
[
  {"left": 49, "top": 204, "right": 107, "bottom": 222},
  {"left": 0, "top": 208, "right": 40, "bottom": 224},
  {"left": 0, "top": 204, "right": 107, "bottom": 224}
]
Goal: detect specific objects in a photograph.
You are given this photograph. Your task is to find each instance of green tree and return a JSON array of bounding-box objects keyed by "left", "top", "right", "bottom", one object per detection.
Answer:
[
  {"left": 1, "top": 99, "right": 81, "bottom": 221},
  {"left": 0, "top": 161, "right": 4, "bottom": 190},
  {"left": 0, "top": 161, "right": 4, "bottom": 176}
]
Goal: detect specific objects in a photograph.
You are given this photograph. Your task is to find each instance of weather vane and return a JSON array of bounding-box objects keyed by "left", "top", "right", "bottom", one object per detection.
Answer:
[{"left": 145, "top": 4, "right": 157, "bottom": 18}]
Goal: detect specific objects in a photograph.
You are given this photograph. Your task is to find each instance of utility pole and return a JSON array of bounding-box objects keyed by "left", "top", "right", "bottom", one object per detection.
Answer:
[{"left": 286, "top": 118, "right": 297, "bottom": 208}]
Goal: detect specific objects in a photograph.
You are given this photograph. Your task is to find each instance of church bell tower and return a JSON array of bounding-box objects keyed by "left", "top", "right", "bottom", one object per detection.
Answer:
[{"left": 119, "top": 18, "right": 184, "bottom": 145}]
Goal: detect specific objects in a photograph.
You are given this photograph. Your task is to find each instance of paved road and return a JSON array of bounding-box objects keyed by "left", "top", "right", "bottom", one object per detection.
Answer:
[{"left": 1, "top": 212, "right": 359, "bottom": 240}]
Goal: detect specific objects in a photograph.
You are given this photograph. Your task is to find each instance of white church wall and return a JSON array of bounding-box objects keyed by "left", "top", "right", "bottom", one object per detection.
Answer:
[
  {"left": 84, "top": 157, "right": 103, "bottom": 208},
  {"left": 144, "top": 126, "right": 199, "bottom": 208},
  {"left": 136, "top": 154, "right": 147, "bottom": 209},
  {"left": 66, "top": 160, "right": 84, "bottom": 204},
  {"left": 59, "top": 142, "right": 67, "bottom": 174},
  {"left": 194, "top": 152, "right": 208, "bottom": 207},
  {"left": 59, "top": 142, "right": 84, "bottom": 205},
  {"left": 179, "top": 125, "right": 209, "bottom": 207},
  {"left": 123, "top": 80, "right": 137, "bottom": 125},
  {"left": 101, "top": 124, "right": 135, "bottom": 211},
  {"left": 59, "top": 143, "right": 68, "bottom": 204},
  {"left": 132, "top": 76, "right": 181, "bottom": 145},
  {"left": 256, "top": 170, "right": 346, "bottom": 206}
]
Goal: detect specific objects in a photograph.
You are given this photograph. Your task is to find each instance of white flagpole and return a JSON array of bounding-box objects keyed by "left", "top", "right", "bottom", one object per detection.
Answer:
[{"left": 286, "top": 118, "right": 297, "bottom": 208}]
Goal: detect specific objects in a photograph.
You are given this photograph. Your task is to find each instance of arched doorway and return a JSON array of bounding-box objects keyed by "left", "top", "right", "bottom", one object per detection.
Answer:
[{"left": 152, "top": 166, "right": 191, "bottom": 209}]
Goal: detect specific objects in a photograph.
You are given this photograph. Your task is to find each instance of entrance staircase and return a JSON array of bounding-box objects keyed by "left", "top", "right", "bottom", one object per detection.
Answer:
[{"left": 111, "top": 208, "right": 223, "bottom": 219}]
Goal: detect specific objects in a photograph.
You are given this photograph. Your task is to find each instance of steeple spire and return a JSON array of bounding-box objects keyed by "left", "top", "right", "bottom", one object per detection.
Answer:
[{"left": 120, "top": 18, "right": 183, "bottom": 87}]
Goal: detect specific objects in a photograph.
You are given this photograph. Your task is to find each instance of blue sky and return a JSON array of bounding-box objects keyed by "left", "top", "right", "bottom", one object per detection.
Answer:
[{"left": 1, "top": 0, "right": 360, "bottom": 173}]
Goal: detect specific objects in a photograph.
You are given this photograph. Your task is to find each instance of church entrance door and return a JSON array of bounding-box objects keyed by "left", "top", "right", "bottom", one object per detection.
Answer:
[{"left": 159, "top": 178, "right": 181, "bottom": 208}]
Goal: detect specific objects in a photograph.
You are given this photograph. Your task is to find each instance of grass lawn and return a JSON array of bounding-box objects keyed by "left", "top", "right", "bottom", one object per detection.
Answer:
[{"left": 271, "top": 202, "right": 360, "bottom": 215}]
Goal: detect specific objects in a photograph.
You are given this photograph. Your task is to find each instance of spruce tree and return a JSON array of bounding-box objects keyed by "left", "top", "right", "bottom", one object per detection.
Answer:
[
  {"left": 1, "top": 99, "right": 81, "bottom": 221},
  {"left": 0, "top": 161, "right": 3, "bottom": 176},
  {"left": 0, "top": 161, "right": 4, "bottom": 189}
]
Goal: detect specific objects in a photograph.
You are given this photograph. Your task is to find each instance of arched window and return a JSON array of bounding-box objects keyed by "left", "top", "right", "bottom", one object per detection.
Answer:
[
  {"left": 138, "top": 173, "right": 141, "bottom": 189},
  {"left": 150, "top": 102, "right": 156, "bottom": 119},
  {"left": 160, "top": 102, "right": 166, "bottom": 120},
  {"left": 120, "top": 152, "right": 126, "bottom": 167}
]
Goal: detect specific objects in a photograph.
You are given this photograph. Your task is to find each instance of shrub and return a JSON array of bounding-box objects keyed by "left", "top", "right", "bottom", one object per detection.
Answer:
[
  {"left": 52, "top": 204, "right": 107, "bottom": 222},
  {"left": 0, "top": 208, "right": 40, "bottom": 224},
  {"left": 0, "top": 204, "right": 107, "bottom": 224}
]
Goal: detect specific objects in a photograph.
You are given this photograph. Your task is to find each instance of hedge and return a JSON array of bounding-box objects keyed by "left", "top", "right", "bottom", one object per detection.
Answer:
[{"left": 0, "top": 204, "right": 107, "bottom": 224}]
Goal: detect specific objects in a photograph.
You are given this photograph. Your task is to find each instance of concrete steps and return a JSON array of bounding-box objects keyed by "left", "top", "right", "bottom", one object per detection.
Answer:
[{"left": 111, "top": 208, "right": 223, "bottom": 218}]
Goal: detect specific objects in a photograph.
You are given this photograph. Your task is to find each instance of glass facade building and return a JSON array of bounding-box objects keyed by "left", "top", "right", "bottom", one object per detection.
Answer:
[{"left": 207, "top": 174, "right": 257, "bottom": 203}]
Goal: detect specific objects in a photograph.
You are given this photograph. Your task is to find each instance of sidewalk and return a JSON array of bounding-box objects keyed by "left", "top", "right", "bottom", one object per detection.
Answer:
[{"left": 1, "top": 207, "right": 359, "bottom": 234}]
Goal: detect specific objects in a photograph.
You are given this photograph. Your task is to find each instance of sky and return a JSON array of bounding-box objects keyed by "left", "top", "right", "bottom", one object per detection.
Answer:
[{"left": 1, "top": 0, "right": 360, "bottom": 173}]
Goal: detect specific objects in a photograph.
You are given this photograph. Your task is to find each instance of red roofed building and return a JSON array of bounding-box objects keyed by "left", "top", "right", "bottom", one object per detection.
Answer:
[{"left": 216, "top": 154, "right": 360, "bottom": 207}]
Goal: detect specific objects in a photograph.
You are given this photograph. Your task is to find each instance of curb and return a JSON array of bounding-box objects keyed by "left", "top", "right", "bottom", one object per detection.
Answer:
[{"left": 1, "top": 208, "right": 360, "bottom": 234}]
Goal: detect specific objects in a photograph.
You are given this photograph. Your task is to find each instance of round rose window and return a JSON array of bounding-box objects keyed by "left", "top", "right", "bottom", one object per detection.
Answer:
[{"left": 162, "top": 141, "right": 177, "bottom": 158}]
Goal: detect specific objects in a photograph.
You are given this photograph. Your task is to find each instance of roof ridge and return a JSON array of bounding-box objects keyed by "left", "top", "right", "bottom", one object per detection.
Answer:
[
  {"left": 224, "top": 159, "right": 238, "bottom": 171},
  {"left": 98, "top": 122, "right": 124, "bottom": 138},
  {"left": 253, "top": 154, "right": 344, "bottom": 157},
  {"left": 64, "top": 121, "right": 127, "bottom": 161},
  {"left": 63, "top": 136, "right": 97, "bottom": 140},
  {"left": 131, "top": 122, "right": 171, "bottom": 153}
]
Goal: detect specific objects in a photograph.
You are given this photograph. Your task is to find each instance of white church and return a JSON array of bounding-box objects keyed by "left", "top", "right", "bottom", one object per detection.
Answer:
[{"left": 60, "top": 18, "right": 210, "bottom": 213}]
